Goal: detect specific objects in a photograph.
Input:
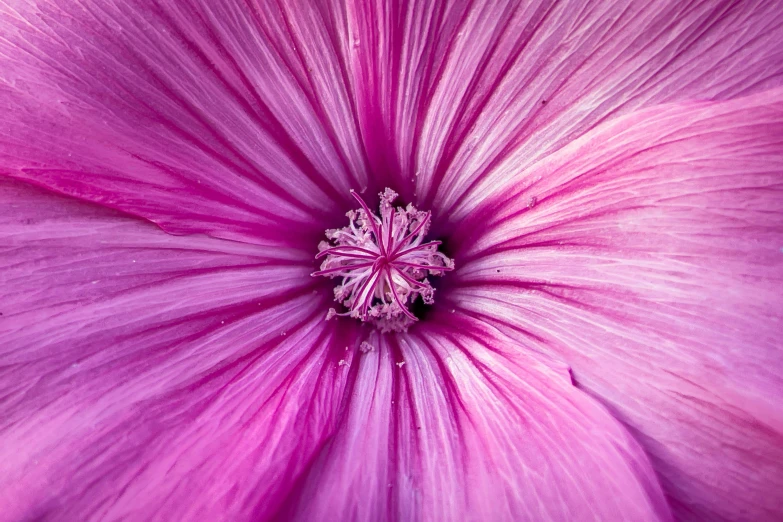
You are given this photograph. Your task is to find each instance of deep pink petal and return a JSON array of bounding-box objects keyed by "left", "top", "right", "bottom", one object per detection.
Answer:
[
  {"left": 276, "top": 319, "right": 671, "bottom": 522},
  {"left": 0, "top": 180, "right": 356, "bottom": 520},
  {"left": 0, "top": 1, "right": 371, "bottom": 241},
  {"left": 450, "top": 90, "right": 783, "bottom": 521}
]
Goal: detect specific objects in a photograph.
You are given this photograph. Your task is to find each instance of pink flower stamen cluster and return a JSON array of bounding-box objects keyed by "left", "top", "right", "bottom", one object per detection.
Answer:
[{"left": 313, "top": 188, "right": 454, "bottom": 332}]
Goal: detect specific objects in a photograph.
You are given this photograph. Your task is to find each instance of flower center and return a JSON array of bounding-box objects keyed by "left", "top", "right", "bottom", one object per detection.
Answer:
[{"left": 313, "top": 188, "right": 454, "bottom": 332}]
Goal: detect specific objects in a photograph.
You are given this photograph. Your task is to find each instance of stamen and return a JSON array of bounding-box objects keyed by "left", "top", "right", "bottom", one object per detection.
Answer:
[{"left": 312, "top": 188, "right": 454, "bottom": 332}]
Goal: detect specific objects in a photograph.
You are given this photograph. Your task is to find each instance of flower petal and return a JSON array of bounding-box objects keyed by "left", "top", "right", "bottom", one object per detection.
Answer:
[
  {"left": 347, "top": 0, "right": 783, "bottom": 214},
  {"left": 0, "top": 1, "right": 371, "bottom": 240},
  {"left": 0, "top": 180, "right": 355, "bottom": 520},
  {"left": 276, "top": 319, "right": 671, "bottom": 522},
  {"left": 451, "top": 89, "right": 783, "bottom": 521}
]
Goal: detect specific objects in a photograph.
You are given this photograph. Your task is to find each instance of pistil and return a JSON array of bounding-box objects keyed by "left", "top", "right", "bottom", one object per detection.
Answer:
[{"left": 313, "top": 188, "right": 454, "bottom": 332}]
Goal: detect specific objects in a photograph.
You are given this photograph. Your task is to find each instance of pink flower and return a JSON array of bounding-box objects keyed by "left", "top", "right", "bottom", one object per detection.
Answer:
[{"left": 1, "top": 1, "right": 781, "bottom": 521}]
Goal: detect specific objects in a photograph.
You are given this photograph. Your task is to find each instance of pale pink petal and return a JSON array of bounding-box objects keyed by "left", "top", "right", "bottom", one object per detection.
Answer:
[
  {"left": 0, "top": 1, "right": 371, "bottom": 241},
  {"left": 0, "top": 180, "right": 357, "bottom": 520},
  {"left": 343, "top": 0, "right": 783, "bottom": 214},
  {"left": 277, "top": 320, "right": 671, "bottom": 522},
  {"left": 450, "top": 89, "right": 783, "bottom": 521}
]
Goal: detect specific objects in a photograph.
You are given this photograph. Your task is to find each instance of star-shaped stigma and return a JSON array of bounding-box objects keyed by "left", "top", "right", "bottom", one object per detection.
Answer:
[{"left": 313, "top": 188, "right": 455, "bottom": 332}]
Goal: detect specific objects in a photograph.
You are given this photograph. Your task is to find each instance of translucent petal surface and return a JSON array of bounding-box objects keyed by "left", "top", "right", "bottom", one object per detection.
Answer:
[
  {"left": 0, "top": 0, "right": 373, "bottom": 241},
  {"left": 0, "top": 180, "right": 359, "bottom": 521},
  {"left": 313, "top": 0, "right": 783, "bottom": 215},
  {"left": 3, "top": 1, "right": 782, "bottom": 233},
  {"left": 450, "top": 89, "right": 783, "bottom": 521},
  {"left": 408, "top": 0, "right": 783, "bottom": 217},
  {"left": 277, "top": 319, "right": 671, "bottom": 522},
  {"left": 2, "top": 1, "right": 782, "bottom": 520}
]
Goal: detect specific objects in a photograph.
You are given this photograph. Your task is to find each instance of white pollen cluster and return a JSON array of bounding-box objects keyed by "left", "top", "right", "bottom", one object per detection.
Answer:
[{"left": 313, "top": 188, "right": 454, "bottom": 332}]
